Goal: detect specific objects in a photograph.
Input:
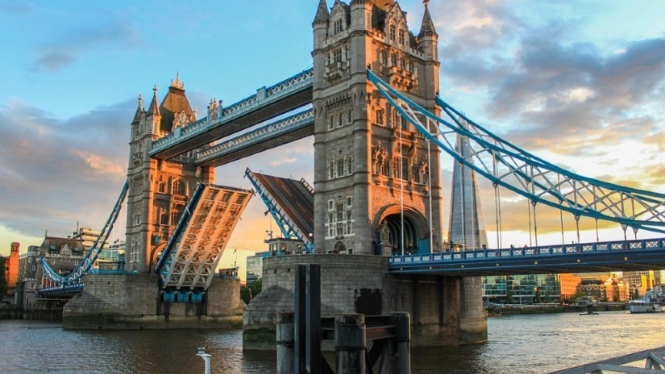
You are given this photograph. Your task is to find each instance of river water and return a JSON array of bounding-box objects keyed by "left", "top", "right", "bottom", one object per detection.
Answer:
[{"left": 1, "top": 311, "right": 664, "bottom": 373}]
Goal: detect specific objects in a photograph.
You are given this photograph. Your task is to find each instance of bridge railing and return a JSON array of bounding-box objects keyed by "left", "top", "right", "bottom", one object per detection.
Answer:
[{"left": 389, "top": 238, "right": 665, "bottom": 265}]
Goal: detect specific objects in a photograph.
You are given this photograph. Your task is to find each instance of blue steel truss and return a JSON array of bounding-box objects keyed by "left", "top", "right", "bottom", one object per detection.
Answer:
[
  {"left": 155, "top": 183, "right": 253, "bottom": 291},
  {"left": 149, "top": 69, "right": 313, "bottom": 156},
  {"left": 41, "top": 180, "right": 129, "bottom": 285},
  {"left": 154, "top": 183, "right": 206, "bottom": 276},
  {"left": 389, "top": 238, "right": 665, "bottom": 276},
  {"left": 367, "top": 69, "right": 665, "bottom": 235},
  {"left": 245, "top": 168, "right": 314, "bottom": 253},
  {"left": 195, "top": 108, "right": 314, "bottom": 165}
]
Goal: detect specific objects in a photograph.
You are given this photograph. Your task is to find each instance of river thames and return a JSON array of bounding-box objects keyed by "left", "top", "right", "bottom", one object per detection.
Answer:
[{"left": 1, "top": 311, "right": 664, "bottom": 373}]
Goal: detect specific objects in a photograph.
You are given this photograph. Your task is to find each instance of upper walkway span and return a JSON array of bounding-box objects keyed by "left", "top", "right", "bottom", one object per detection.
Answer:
[{"left": 149, "top": 69, "right": 313, "bottom": 160}]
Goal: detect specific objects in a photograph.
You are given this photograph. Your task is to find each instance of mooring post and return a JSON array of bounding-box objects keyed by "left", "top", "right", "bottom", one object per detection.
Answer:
[
  {"left": 391, "top": 312, "right": 411, "bottom": 374},
  {"left": 306, "top": 264, "right": 322, "bottom": 374},
  {"left": 335, "top": 314, "right": 366, "bottom": 374},
  {"left": 276, "top": 312, "right": 295, "bottom": 374},
  {"left": 295, "top": 264, "right": 307, "bottom": 373}
]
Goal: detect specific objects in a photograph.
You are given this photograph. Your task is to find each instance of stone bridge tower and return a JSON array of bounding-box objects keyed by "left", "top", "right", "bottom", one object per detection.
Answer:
[
  {"left": 312, "top": 0, "right": 443, "bottom": 256},
  {"left": 125, "top": 75, "right": 214, "bottom": 273}
]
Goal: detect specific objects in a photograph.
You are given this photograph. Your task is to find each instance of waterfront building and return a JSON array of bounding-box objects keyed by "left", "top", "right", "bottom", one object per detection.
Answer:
[
  {"left": 246, "top": 251, "right": 269, "bottom": 284},
  {"left": 70, "top": 226, "right": 103, "bottom": 250},
  {"left": 15, "top": 236, "right": 86, "bottom": 310},
  {"left": 559, "top": 273, "right": 582, "bottom": 301},
  {"left": 3, "top": 242, "right": 19, "bottom": 297},
  {"left": 623, "top": 270, "right": 657, "bottom": 297},
  {"left": 94, "top": 239, "right": 125, "bottom": 271},
  {"left": 483, "top": 274, "right": 561, "bottom": 304}
]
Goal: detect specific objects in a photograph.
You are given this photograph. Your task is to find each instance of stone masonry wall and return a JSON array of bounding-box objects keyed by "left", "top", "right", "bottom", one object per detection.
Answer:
[{"left": 63, "top": 274, "right": 244, "bottom": 329}]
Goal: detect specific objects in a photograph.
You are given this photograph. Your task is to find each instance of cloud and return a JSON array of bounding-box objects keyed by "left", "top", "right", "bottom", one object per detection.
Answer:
[
  {"left": 0, "top": 99, "right": 132, "bottom": 238},
  {"left": 32, "top": 17, "right": 144, "bottom": 72}
]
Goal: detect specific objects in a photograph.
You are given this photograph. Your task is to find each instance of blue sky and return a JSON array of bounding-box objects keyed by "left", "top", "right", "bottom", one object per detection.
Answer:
[{"left": 1, "top": 1, "right": 664, "bottom": 276}]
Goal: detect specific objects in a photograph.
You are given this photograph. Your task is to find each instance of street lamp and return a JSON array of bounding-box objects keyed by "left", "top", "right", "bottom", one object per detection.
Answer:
[{"left": 197, "top": 347, "right": 211, "bottom": 374}]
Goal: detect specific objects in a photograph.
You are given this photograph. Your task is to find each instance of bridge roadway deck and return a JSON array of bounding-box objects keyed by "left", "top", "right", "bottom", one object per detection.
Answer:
[
  {"left": 149, "top": 70, "right": 313, "bottom": 160},
  {"left": 251, "top": 172, "right": 314, "bottom": 239},
  {"left": 389, "top": 238, "right": 665, "bottom": 276}
]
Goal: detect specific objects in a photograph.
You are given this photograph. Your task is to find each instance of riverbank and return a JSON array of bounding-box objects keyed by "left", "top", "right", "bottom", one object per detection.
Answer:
[
  {"left": 0, "top": 304, "right": 63, "bottom": 320},
  {"left": 487, "top": 303, "right": 627, "bottom": 315}
]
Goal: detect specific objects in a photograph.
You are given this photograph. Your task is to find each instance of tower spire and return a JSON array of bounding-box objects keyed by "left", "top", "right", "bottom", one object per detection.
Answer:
[
  {"left": 314, "top": 0, "right": 330, "bottom": 25},
  {"left": 419, "top": 0, "right": 437, "bottom": 37},
  {"left": 147, "top": 85, "right": 160, "bottom": 117}
]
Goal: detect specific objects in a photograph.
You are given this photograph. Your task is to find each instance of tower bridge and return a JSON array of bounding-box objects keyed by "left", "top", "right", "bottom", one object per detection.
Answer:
[{"left": 36, "top": 0, "right": 665, "bottom": 349}]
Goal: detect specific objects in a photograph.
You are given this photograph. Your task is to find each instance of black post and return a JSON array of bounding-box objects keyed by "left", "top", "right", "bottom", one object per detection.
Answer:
[
  {"left": 295, "top": 265, "right": 307, "bottom": 373},
  {"left": 335, "top": 314, "right": 366, "bottom": 373},
  {"left": 276, "top": 312, "right": 295, "bottom": 374},
  {"left": 306, "top": 264, "right": 322, "bottom": 374}
]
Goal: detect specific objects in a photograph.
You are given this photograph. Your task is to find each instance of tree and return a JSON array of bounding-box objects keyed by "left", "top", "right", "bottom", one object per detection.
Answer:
[{"left": 240, "top": 279, "right": 262, "bottom": 304}]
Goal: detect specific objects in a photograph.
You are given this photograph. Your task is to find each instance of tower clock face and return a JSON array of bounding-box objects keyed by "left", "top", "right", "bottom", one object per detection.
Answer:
[{"left": 210, "top": 110, "right": 219, "bottom": 122}]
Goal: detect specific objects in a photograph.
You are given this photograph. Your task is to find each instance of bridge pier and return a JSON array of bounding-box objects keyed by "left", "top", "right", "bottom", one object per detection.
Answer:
[
  {"left": 242, "top": 254, "right": 486, "bottom": 350},
  {"left": 62, "top": 274, "right": 244, "bottom": 329}
]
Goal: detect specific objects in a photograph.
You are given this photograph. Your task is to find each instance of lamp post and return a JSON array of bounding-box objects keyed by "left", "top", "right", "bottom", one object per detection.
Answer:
[{"left": 197, "top": 347, "right": 211, "bottom": 374}]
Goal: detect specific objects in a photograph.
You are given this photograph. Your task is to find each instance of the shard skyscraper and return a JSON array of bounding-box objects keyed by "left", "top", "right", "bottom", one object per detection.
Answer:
[{"left": 448, "top": 127, "right": 488, "bottom": 250}]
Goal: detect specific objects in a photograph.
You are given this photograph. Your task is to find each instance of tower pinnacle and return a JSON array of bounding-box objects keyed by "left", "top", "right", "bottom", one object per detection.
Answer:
[
  {"left": 148, "top": 85, "right": 160, "bottom": 116},
  {"left": 314, "top": 0, "right": 330, "bottom": 25},
  {"left": 419, "top": 0, "right": 437, "bottom": 37}
]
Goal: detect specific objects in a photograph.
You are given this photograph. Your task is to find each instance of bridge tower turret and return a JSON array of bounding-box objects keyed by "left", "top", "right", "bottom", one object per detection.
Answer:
[
  {"left": 312, "top": 0, "right": 443, "bottom": 255},
  {"left": 125, "top": 75, "right": 214, "bottom": 273}
]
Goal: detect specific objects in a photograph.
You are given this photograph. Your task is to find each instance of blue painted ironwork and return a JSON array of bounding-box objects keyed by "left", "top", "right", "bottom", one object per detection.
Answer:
[
  {"left": 154, "top": 183, "right": 206, "bottom": 277},
  {"left": 367, "top": 69, "right": 665, "bottom": 234},
  {"left": 156, "top": 183, "right": 252, "bottom": 291},
  {"left": 38, "top": 283, "right": 85, "bottom": 295},
  {"left": 389, "top": 238, "right": 665, "bottom": 275},
  {"left": 41, "top": 180, "right": 129, "bottom": 285},
  {"left": 195, "top": 108, "right": 314, "bottom": 165},
  {"left": 245, "top": 168, "right": 314, "bottom": 253},
  {"left": 149, "top": 69, "right": 313, "bottom": 156}
]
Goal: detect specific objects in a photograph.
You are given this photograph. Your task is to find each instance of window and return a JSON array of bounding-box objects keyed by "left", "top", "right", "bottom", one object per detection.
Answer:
[
  {"left": 345, "top": 156, "right": 353, "bottom": 175},
  {"left": 334, "top": 19, "right": 343, "bottom": 34},
  {"left": 391, "top": 54, "right": 397, "bottom": 67},
  {"left": 375, "top": 108, "right": 384, "bottom": 125},
  {"left": 328, "top": 116, "right": 334, "bottom": 130},
  {"left": 381, "top": 50, "right": 388, "bottom": 65},
  {"left": 172, "top": 180, "right": 183, "bottom": 195},
  {"left": 338, "top": 113, "right": 344, "bottom": 128},
  {"left": 328, "top": 160, "right": 335, "bottom": 179},
  {"left": 398, "top": 29, "right": 405, "bottom": 45},
  {"left": 399, "top": 58, "right": 405, "bottom": 70},
  {"left": 389, "top": 25, "right": 396, "bottom": 41},
  {"left": 328, "top": 200, "right": 334, "bottom": 211},
  {"left": 346, "top": 196, "right": 352, "bottom": 207},
  {"left": 347, "top": 110, "right": 352, "bottom": 125},
  {"left": 334, "top": 48, "right": 342, "bottom": 63},
  {"left": 158, "top": 182, "right": 165, "bottom": 193},
  {"left": 170, "top": 210, "right": 180, "bottom": 225},
  {"left": 336, "top": 158, "right": 344, "bottom": 178},
  {"left": 160, "top": 212, "right": 168, "bottom": 225}
]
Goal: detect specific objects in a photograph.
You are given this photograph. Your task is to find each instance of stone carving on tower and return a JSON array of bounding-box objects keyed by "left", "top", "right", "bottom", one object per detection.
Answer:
[
  {"left": 125, "top": 73, "right": 215, "bottom": 273},
  {"left": 312, "top": 0, "right": 443, "bottom": 256}
]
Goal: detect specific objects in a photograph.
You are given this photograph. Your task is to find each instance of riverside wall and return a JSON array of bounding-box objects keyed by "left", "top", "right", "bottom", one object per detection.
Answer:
[
  {"left": 62, "top": 274, "right": 244, "bottom": 329},
  {"left": 242, "top": 254, "right": 487, "bottom": 350}
]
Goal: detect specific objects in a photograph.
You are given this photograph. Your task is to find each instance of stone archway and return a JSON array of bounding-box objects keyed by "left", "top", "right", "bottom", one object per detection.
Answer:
[{"left": 375, "top": 205, "right": 429, "bottom": 255}]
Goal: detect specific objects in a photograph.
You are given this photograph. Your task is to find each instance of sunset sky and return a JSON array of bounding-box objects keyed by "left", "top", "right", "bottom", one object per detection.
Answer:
[{"left": 1, "top": 0, "right": 664, "bottom": 279}]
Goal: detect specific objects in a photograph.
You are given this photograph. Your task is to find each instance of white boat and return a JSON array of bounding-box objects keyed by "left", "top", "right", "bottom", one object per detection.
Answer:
[{"left": 628, "top": 299, "right": 664, "bottom": 314}]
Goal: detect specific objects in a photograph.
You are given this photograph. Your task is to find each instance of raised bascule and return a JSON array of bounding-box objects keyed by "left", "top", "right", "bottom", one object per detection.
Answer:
[{"left": 39, "top": 0, "right": 665, "bottom": 349}]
